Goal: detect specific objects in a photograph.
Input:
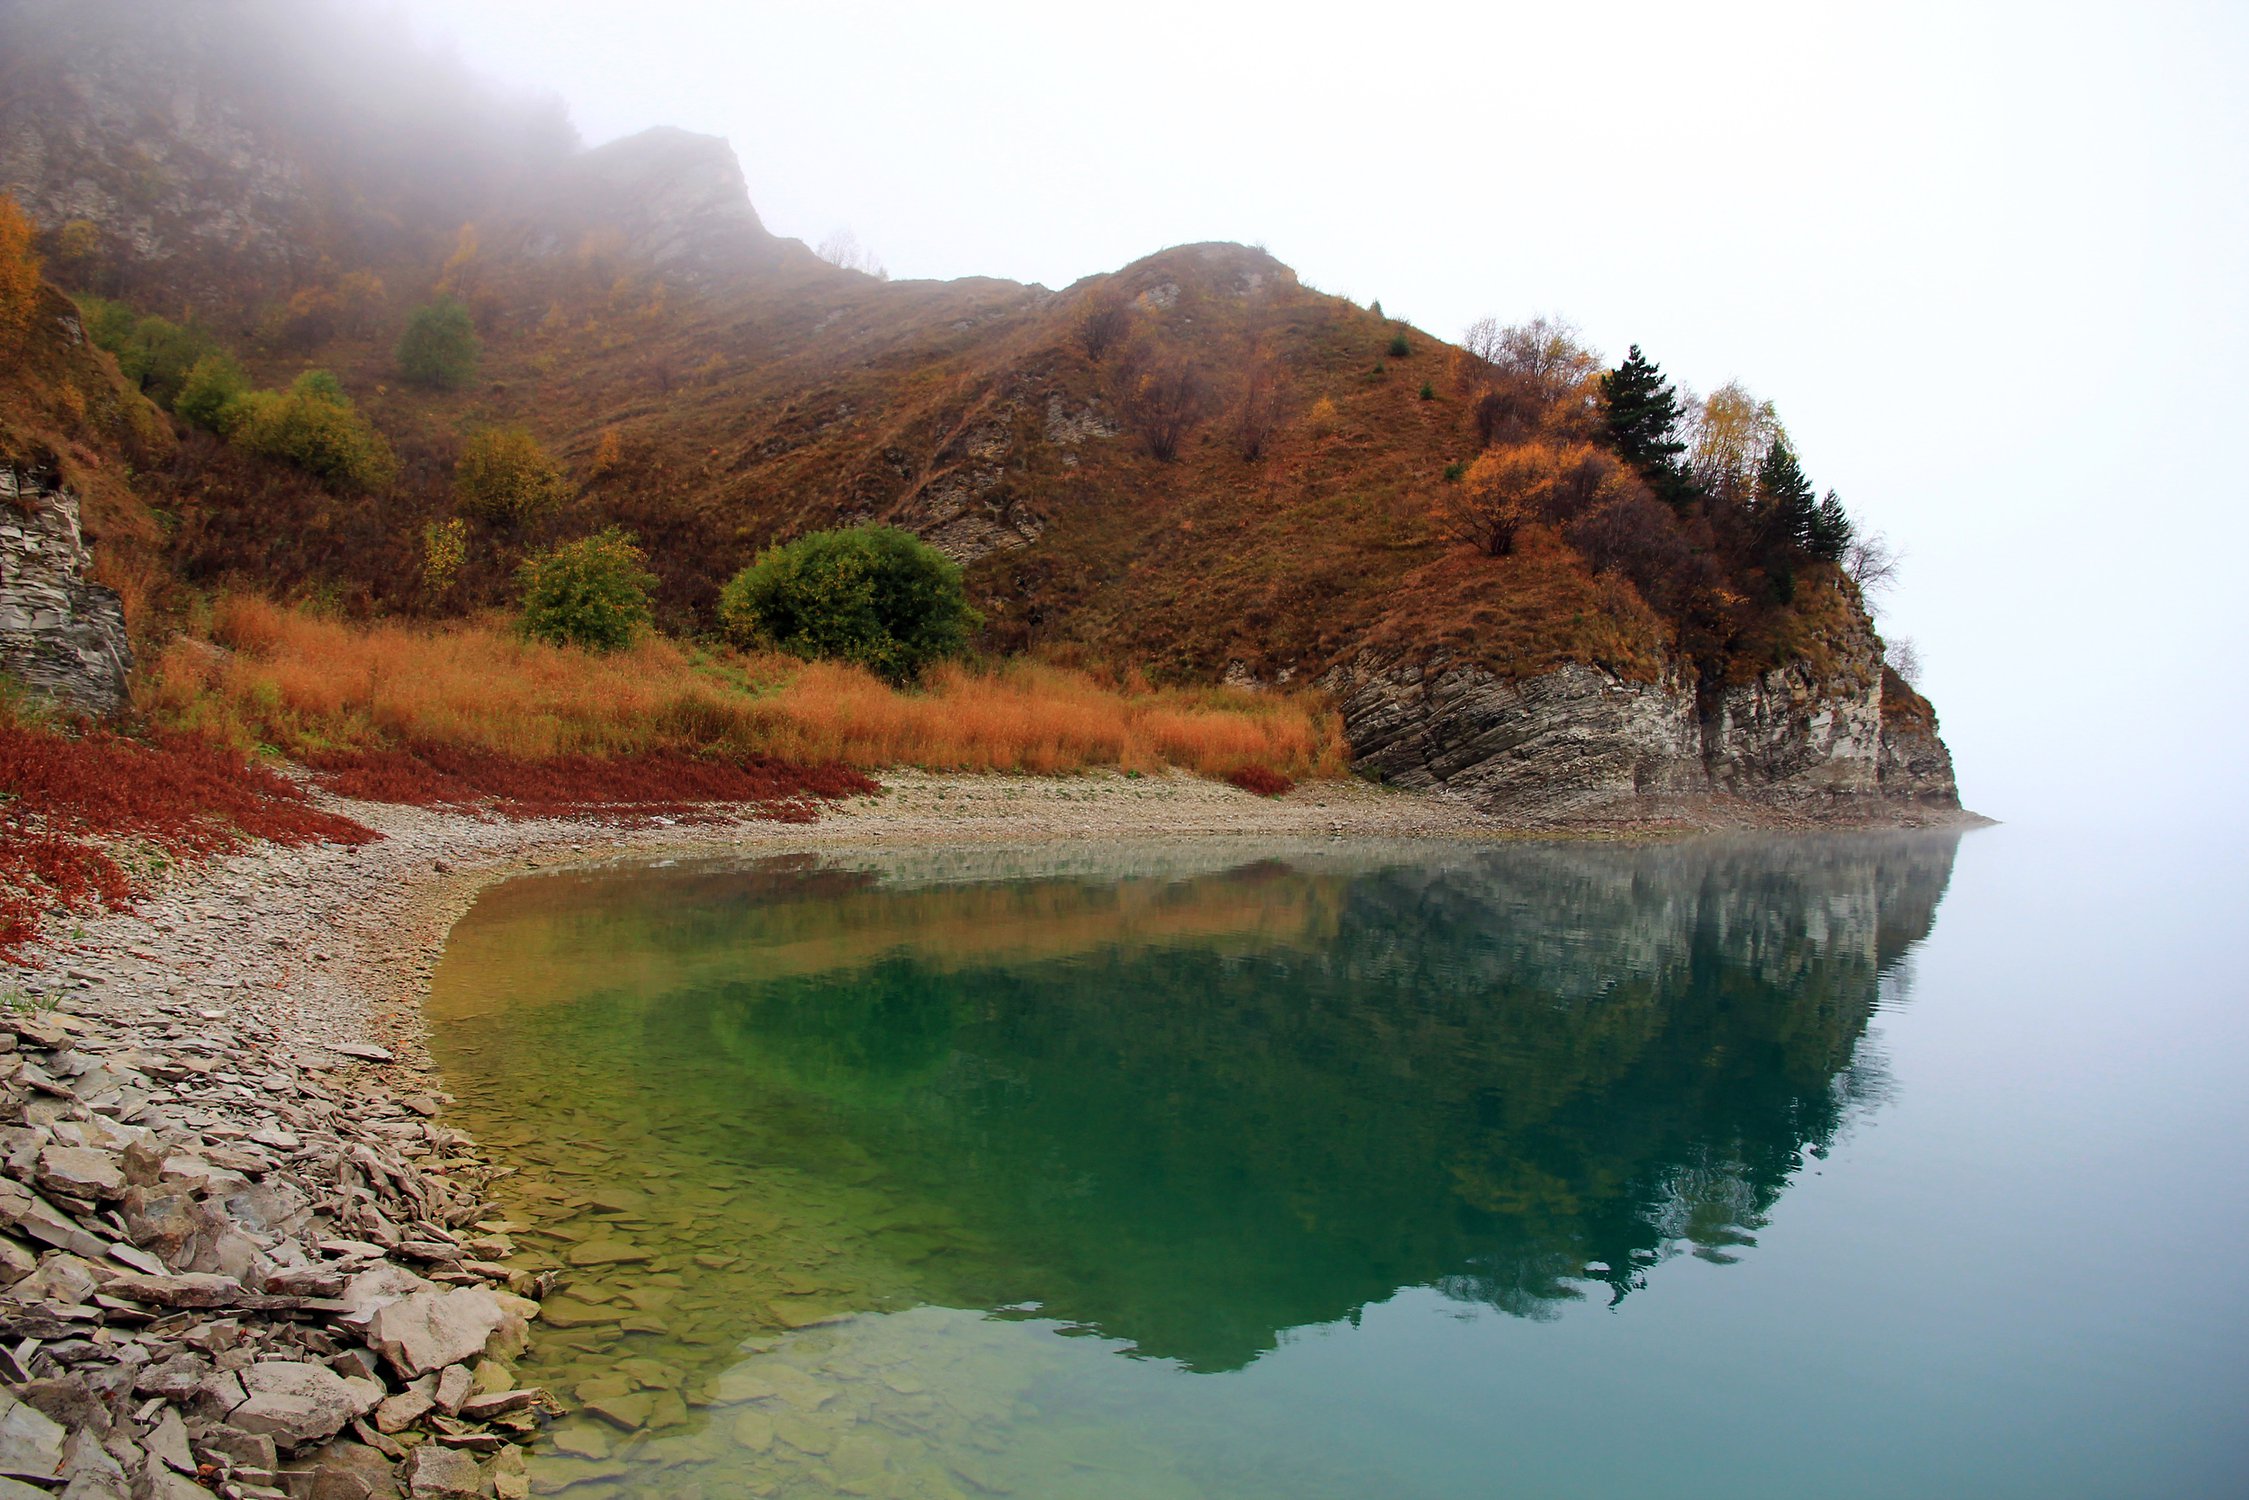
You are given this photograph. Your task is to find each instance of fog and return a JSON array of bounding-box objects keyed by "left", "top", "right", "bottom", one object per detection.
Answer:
[{"left": 385, "top": 0, "right": 2249, "bottom": 829}]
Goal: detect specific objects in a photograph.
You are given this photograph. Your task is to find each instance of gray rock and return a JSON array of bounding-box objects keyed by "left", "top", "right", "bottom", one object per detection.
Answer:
[
  {"left": 398, "top": 1445, "right": 484, "bottom": 1499},
  {"left": 144, "top": 1405, "right": 195, "bottom": 1475},
  {"left": 363, "top": 1289, "right": 511, "bottom": 1381},
  {"left": 228, "top": 1362, "right": 359, "bottom": 1450},
  {"left": 284, "top": 1440, "right": 400, "bottom": 1500},
  {"left": 102, "top": 1272, "right": 243, "bottom": 1309},
  {"left": 0, "top": 1390, "right": 65, "bottom": 1482},
  {"left": 0, "top": 464, "right": 131, "bottom": 719},
  {"left": 56, "top": 1427, "right": 128, "bottom": 1500}
]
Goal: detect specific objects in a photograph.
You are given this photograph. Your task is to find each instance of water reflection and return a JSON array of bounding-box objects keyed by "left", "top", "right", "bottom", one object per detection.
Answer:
[{"left": 428, "top": 833, "right": 1960, "bottom": 1495}]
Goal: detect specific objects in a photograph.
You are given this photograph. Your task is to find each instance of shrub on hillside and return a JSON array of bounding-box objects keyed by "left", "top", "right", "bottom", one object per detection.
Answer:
[
  {"left": 0, "top": 195, "right": 39, "bottom": 355},
  {"left": 79, "top": 303, "right": 218, "bottom": 405},
  {"left": 519, "top": 527, "right": 654, "bottom": 651},
  {"left": 718, "top": 525, "right": 979, "bottom": 684},
  {"left": 454, "top": 426, "right": 569, "bottom": 524},
  {"left": 173, "top": 352, "right": 250, "bottom": 431},
  {"left": 1387, "top": 332, "right": 1411, "bottom": 358},
  {"left": 230, "top": 371, "right": 397, "bottom": 489},
  {"left": 395, "top": 295, "right": 478, "bottom": 389}
]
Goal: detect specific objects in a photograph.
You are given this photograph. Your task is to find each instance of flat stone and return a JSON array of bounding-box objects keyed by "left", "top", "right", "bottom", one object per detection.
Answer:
[
  {"left": 563, "top": 1239, "right": 649, "bottom": 1267},
  {"left": 584, "top": 1391, "right": 654, "bottom": 1431},
  {"left": 287, "top": 1440, "right": 401, "bottom": 1500},
  {"left": 373, "top": 1375, "right": 435, "bottom": 1435},
  {"left": 102, "top": 1272, "right": 243, "bottom": 1308},
  {"left": 399, "top": 1444, "right": 485, "bottom": 1499},
  {"left": 35, "top": 1145, "right": 127, "bottom": 1201},
  {"left": 455, "top": 1389, "right": 538, "bottom": 1420},
  {"left": 431, "top": 1365, "right": 473, "bottom": 1417},
  {"left": 0, "top": 1391, "right": 65, "bottom": 1481},
  {"left": 530, "top": 1297, "right": 615, "bottom": 1330},
  {"left": 145, "top": 1406, "right": 194, "bottom": 1474},
  {"left": 364, "top": 1288, "right": 511, "bottom": 1380},
  {"left": 229, "top": 1361, "right": 359, "bottom": 1450}
]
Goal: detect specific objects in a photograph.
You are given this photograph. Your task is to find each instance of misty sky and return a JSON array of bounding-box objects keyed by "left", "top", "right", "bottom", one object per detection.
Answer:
[{"left": 385, "top": 0, "right": 2248, "bottom": 827}]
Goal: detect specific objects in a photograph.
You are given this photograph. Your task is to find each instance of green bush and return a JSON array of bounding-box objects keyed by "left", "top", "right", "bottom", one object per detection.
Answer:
[
  {"left": 454, "top": 427, "right": 569, "bottom": 525},
  {"left": 1419, "top": 381, "right": 1436, "bottom": 401},
  {"left": 78, "top": 299, "right": 219, "bottom": 405},
  {"left": 230, "top": 372, "right": 397, "bottom": 489},
  {"left": 718, "top": 525, "right": 979, "bottom": 683},
  {"left": 395, "top": 295, "right": 478, "bottom": 389},
  {"left": 1387, "top": 332, "right": 1412, "bottom": 358},
  {"left": 519, "top": 528, "right": 655, "bottom": 651},
  {"left": 173, "top": 352, "right": 250, "bottom": 431}
]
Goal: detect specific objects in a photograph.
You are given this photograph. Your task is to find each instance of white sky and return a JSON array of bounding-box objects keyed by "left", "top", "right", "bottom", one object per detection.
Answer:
[{"left": 386, "top": 0, "right": 2249, "bottom": 827}]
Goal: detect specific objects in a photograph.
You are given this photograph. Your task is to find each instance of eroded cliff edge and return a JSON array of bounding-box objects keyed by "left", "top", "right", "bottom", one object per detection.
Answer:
[
  {"left": 1323, "top": 605, "right": 1962, "bottom": 826},
  {"left": 0, "top": 461, "right": 131, "bottom": 718}
]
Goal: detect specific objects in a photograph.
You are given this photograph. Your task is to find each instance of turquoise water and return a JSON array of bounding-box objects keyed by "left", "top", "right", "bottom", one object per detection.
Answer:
[{"left": 425, "top": 830, "right": 2249, "bottom": 1497}]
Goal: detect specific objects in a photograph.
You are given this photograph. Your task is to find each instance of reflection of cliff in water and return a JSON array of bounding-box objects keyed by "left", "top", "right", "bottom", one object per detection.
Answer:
[{"left": 561, "top": 833, "right": 1959, "bottom": 1373}]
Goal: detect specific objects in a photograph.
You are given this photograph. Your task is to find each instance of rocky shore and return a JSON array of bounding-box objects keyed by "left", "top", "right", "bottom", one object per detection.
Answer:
[{"left": 0, "top": 771, "right": 1554, "bottom": 1498}]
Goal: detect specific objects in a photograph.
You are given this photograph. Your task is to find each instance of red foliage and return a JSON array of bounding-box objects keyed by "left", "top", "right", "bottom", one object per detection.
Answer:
[
  {"left": 1226, "top": 764, "right": 1295, "bottom": 797},
  {"left": 0, "top": 722, "right": 378, "bottom": 962},
  {"left": 303, "top": 745, "right": 879, "bottom": 824}
]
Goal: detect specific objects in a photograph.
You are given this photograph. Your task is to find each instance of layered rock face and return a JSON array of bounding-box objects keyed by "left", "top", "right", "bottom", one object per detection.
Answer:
[
  {"left": 0, "top": 462, "right": 132, "bottom": 718},
  {"left": 1325, "top": 614, "right": 1960, "bottom": 825}
]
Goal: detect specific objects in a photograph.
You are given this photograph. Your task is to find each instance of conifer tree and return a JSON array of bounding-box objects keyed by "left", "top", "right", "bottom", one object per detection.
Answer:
[
  {"left": 1599, "top": 346, "right": 1696, "bottom": 507},
  {"left": 1755, "top": 438, "right": 1819, "bottom": 549},
  {"left": 1807, "top": 488, "right": 1854, "bottom": 562}
]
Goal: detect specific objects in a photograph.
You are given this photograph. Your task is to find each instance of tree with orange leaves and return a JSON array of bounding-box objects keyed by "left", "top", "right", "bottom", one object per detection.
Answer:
[{"left": 0, "top": 195, "right": 44, "bottom": 355}]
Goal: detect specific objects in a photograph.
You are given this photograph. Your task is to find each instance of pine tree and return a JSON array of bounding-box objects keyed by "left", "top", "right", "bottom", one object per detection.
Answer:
[
  {"left": 1755, "top": 438, "right": 1819, "bottom": 553},
  {"left": 1599, "top": 346, "right": 1696, "bottom": 507},
  {"left": 1807, "top": 489, "right": 1854, "bottom": 562}
]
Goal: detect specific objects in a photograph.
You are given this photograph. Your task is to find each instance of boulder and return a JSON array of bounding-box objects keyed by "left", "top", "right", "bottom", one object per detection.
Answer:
[
  {"left": 283, "top": 1440, "right": 401, "bottom": 1500},
  {"left": 364, "top": 1288, "right": 512, "bottom": 1381},
  {"left": 229, "top": 1361, "right": 359, "bottom": 1450},
  {"left": 398, "top": 1444, "right": 486, "bottom": 1498},
  {"left": 0, "top": 1391, "right": 64, "bottom": 1482},
  {"left": 102, "top": 1272, "right": 243, "bottom": 1309}
]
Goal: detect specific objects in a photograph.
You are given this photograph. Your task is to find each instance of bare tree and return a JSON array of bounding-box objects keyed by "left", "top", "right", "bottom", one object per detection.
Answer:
[
  {"left": 1230, "top": 349, "right": 1289, "bottom": 460},
  {"left": 1845, "top": 530, "right": 1903, "bottom": 598},
  {"left": 816, "top": 227, "right": 889, "bottom": 279},
  {"left": 1077, "top": 289, "right": 1134, "bottom": 362},
  {"left": 1120, "top": 354, "right": 1212, "bottom": 462},
  {"left": 1884, "top": 635, "right": 1924, "bottom": 686}
]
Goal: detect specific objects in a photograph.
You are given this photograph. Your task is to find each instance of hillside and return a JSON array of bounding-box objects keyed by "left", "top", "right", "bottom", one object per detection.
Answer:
[{"left": 0, "top": 0, "right": 1959, "bottom": 824}]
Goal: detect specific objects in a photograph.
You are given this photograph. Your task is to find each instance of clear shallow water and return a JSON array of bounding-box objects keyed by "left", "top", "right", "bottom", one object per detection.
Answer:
[{"left": 424, "top": 830, "right": 2249, "bottom": 1499}]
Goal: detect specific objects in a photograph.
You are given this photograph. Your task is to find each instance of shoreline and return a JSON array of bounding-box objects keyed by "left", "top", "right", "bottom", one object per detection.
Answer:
[{"left": 0, "top": 772, "right": 1982, "bottom": 1497}]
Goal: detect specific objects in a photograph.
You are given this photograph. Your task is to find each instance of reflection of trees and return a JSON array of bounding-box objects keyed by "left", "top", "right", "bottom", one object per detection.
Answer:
[{"left": 643, "top": 833, "right": 1964, "bottom": 1370}]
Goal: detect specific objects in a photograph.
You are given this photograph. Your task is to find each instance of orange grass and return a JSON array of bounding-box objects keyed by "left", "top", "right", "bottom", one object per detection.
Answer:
[{"left": 146, "top": 597, "right": 1349, "bottom": 782}]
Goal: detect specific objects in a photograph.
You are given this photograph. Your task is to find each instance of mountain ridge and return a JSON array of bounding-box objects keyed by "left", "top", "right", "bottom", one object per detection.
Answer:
[{"left": 0, "top": 0, "right": 1964, "bottom": 824}]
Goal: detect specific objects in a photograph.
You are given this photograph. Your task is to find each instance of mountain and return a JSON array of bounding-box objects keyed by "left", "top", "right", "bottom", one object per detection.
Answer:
[{"left": 0, "top": 0, "right": 1961, "bottom": 824}]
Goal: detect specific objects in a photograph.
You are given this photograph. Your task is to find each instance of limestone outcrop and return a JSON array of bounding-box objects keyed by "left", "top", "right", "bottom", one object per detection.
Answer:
[
  {"left": 1323, "top": 607, "right": 1961, "bottom": 825},
  {"left": 0, "top": 462, "right": 130, "bottom": 718}
]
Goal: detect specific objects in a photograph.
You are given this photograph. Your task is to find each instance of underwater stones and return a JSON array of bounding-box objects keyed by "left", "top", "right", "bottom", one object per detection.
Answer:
[
  {"left": 530, "top": 1297, "right": 615, "bottom": 1331},
  {"left": 564, "top": 1239, "right": 650, "bottom": 1268},
  {"left": 731, "top": 1410, "right": 774, "bottom": 1451},
  {"left": 583, "top": 1391, "right": 653, "bottom": 1432}
]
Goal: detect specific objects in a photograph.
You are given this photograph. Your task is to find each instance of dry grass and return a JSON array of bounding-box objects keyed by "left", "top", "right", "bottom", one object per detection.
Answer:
[{"left": 144, "top": 597, "right": 1349, "bottom": 782}]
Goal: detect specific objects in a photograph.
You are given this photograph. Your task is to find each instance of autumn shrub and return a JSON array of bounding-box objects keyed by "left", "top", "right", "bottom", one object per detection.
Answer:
[
  {"left": 1227, "top": 764, "right": 1295, "bottom": 797},
  {"left": 230, "top": 372, "right": 397, "bottom": 489},
  {"left": 422, "top": 517, "right": 469, "bottom": 593},
  {"left": 518, "top": 527, "right": 654, "bottom": 651},
  {"left": 173, "top": 351, "right": 250, "bottom": 431},
  {"left": 454, "top": 426, "right": 569, "bottom": 524},
  {"left": 719, "top": 526, "right": 979, "bottom": 684},
  {"left": 396, "top": 295, "right": 478, "bottom": 388},
  {"left": 78, "top": 303, "right": 218, "bottom": 406},
  {"left": 0, "top": 194, "right": 39, "bottom": 355}
]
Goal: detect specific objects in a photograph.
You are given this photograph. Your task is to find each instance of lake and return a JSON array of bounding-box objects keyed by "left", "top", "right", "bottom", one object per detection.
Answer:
[{"left": 423, "top": 828, "right": 2249, "bottom": 1498}]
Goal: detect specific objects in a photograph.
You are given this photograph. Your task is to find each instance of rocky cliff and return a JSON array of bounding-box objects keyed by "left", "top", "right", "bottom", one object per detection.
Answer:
[
  {"left": 0, "top": 461, "right": 132, "bottom": 718},
  {"left": 1324, "top": 607, "right": 1960, "bottom": 826}
]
